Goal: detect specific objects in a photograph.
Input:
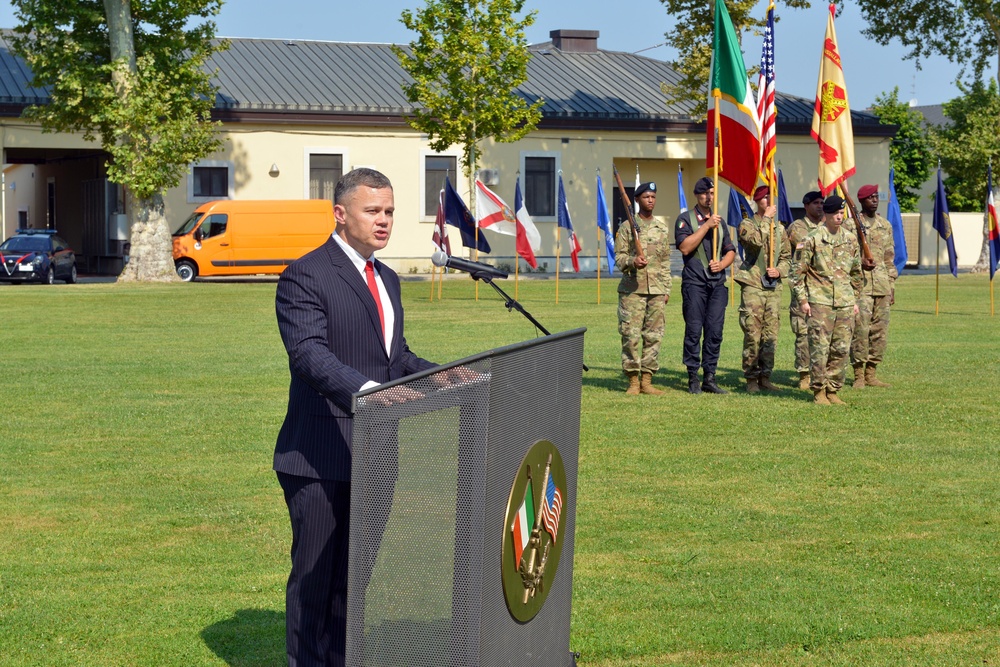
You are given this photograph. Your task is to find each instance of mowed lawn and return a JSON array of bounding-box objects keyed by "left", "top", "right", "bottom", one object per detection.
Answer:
[{"left": 0, "top": 273, "right": 997, "bottom": 666}]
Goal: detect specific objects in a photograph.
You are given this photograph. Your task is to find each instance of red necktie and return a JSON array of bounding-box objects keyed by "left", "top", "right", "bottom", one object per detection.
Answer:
[{"left": 365, "top": 261, "right": 386, "bottom": 340}]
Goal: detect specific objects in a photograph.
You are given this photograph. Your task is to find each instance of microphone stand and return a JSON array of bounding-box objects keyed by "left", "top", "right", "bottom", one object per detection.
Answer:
[{"left": 471, "top": 271, "right": 589, "bottom": 372}]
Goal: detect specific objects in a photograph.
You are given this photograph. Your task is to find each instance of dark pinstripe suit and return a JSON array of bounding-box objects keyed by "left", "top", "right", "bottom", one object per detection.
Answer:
[{"left": 274, "top": 236, "right": 435, "bottom": 667}]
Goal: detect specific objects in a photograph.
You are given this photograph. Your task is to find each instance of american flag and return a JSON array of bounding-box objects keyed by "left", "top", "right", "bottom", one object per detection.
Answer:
[
  {"left": 541, "top": 474, "right": 563, "bottom": 544},
  {"left": 757, "top": 1, "right": 777, "bottom": 188},
  {"left": 432, "top": 188, "right": 451, "bottom": 254}
]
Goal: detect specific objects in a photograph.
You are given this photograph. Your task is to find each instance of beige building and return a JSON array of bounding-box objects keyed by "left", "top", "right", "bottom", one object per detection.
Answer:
[{"left": 0, "top": 29, "right": 894, "bottom": 275}]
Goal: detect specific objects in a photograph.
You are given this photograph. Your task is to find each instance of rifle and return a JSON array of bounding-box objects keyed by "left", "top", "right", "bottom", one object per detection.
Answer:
[
  {"left": 840, "top": 185, "right": 876, "bottom": 270},
  {"left": 612, "top": 165, "right": 646, "bottom": 263}
]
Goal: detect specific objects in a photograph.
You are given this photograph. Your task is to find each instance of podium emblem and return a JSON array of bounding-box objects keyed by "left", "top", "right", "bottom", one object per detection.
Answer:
[{"left": 502, "top": 440, "right": 567, "bottom": 622}]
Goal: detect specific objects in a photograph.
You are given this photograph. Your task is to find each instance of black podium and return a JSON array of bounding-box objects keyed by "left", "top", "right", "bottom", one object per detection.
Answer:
[{"left": 347, "top": 328, "right": 584, "bottom": 667}]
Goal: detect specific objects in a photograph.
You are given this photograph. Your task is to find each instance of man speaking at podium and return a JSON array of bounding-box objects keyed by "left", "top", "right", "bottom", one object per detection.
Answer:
[{"left": 273, "top": 167, "right": 437, "bottom": 666}]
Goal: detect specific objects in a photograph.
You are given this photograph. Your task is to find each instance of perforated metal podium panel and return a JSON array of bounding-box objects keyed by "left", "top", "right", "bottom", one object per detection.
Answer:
[{"left": 348, "top": 330, "right": 584, "bottom": 667}]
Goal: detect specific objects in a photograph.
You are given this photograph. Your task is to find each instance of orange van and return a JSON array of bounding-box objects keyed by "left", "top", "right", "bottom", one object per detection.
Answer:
[{"left": 171, "top": 200, "right": 336, "bottom": 281}]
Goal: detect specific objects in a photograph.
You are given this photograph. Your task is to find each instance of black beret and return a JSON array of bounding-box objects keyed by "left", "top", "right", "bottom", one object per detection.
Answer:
[
  {"left": 634, "top": 182, "right": 656, "bottom": 198},
  {"left": 822, "top": 195, "right": 845, "bottom": 213},
  {"left": 693, "top": 177, "right": 714, "bottom": 194},
  {"left": 802, "top": 191, "right": 823, "bottom": 205}
]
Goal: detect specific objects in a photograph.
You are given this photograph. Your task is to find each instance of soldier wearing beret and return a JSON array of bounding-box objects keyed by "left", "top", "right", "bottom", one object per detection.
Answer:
[
  {"left": 675, "top": 176, "right": 737, "bottom": 394},
  {"left": 735, "top": 185, "right": 792, "bottom": 393},
  {"left": 616, "top": 181, "right": 672, "bottom": 395},
  {"left": 786, "top": 191, "right": 825, "bottom": 389},
  {"left": 850, "top": 183, "right": 896, "bottom": 389},
  {"left": 790, "top": 195, "right": 862, "bottom": 405}
]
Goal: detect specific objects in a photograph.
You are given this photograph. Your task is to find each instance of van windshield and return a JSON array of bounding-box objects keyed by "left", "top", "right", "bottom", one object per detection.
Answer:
[{"left": 173, "top": 212, "right": 203, "bottom": 236}]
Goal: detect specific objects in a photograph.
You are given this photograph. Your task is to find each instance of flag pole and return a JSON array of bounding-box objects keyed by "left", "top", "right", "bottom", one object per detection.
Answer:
[
  {"left": 935, "top": 233, "right": 940, "bottom": 316},
  {"left": 596, "top": 226, "right": 602, "bottom": 304},
  {"left": 555, "top": 225, "right": 561, "bottom": 304},
  {"left": 515, "top": 254, "right": 520, "bottom": 300},
  {"left": 429, "top": 264, "right": 436, "bottom": 301},
  {"left": 712, "top": 95, "right": 721, "bottom": 262}
]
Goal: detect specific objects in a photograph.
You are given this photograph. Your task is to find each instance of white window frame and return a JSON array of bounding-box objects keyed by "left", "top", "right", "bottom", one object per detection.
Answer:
[
  {"left": 187, "top": 160, "right": 234, "bottom": 204},
  {"left": 420, "top": 149, "right": 462, "bottom": 223},
  {"left": 303, "top": 147, "right": 350, "bottom": 200},
  {"left": 519, "top": 151, "right": 561, "bottom": 222}
]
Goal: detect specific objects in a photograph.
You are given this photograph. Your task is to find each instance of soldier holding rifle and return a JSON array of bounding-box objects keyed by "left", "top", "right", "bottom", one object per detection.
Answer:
[
  {"left": 849, "top": 183, "right": 896, "bottom": 389},
  {"left": 790, "top": 195, "right": 862, "bottom": 405},
  {"left": 615, "top": 181, "right": 672, "bottom": 396},
  {"left": 675, "top": 176, "right": 737, "bottom": 395},
  {"left": 735, "top": 185, "right": 791, "bottom": 393}
]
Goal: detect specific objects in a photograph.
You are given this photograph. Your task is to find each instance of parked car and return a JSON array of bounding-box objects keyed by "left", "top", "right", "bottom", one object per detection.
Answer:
[{"left": 0, "top": 229, "right": 77, "bottom": 284}]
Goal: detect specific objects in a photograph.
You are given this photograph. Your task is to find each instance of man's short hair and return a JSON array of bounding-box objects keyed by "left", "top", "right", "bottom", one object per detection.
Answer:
[{"left": 334, "top": 168, "right": 393, "bottom": 204}]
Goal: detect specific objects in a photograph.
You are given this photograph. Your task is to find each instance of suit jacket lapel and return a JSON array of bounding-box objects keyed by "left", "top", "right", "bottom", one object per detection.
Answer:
[
  {"left": 376, "top": 258, "right": 404, "bottom": 362},
  {"left": 324, "top": 238, "right": 387, "bottom": 356}
]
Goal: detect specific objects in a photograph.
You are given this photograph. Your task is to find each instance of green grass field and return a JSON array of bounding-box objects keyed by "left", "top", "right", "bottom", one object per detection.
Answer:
[{"left": 1, "top": 273, "right": 997, "bottom": 666}]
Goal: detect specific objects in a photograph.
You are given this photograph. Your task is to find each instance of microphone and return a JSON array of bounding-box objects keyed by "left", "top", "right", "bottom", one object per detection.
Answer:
[{"left": 431, "top": 251, "right": 509, "bottom": 279}]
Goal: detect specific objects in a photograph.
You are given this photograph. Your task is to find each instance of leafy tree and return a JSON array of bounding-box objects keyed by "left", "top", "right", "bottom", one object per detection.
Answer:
[
  {"left": 857, "top": 0, "right": 1000, "bottom": 88},
  {"left": 393, "top": 0, "right": 542, "bottom": 208},
  {"left": 10, "top": 0, "right": 227, "bottom": 282},
  {"left": 933, "top": 79, "right": 1000, "bottom": 271},
  {"left": 870, "top": 87, "right": 931, "bottom": 212},
  {"left": 659, "top": 0, "right": 810, "bottom": 115}
]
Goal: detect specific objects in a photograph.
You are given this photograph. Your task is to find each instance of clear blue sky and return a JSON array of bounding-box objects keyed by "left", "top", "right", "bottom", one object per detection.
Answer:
[{"left": 0, "top": 0, "right": 964, "bottom": 108}]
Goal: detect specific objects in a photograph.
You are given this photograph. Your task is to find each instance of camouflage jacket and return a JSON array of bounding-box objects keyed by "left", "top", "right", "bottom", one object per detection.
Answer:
[
  {"left": 790, "top": 224, "right": 862, "bottom": 308},
  {"left": 787, "top": 217, "right": 820, "bottom": 249},
  {"left": 735, "top": 214, "right": 792, "bottom": 289},
  {"left": 859, "top": 213, "right": 898, "bottom": 296},
  {"left": 616, "top": 214, "right": 672, "bottom": 296}
]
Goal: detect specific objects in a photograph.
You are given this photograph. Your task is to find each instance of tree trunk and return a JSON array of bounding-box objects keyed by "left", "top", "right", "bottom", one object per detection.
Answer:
[
  {"left": 104, "top": 0, "right": 176, "bottom": 282},
  {"left": 971, "top": 212, "right": 990, "bottom": 273},
  {"left": 118, "top": 192, "right": 178, "bottom": 282}
]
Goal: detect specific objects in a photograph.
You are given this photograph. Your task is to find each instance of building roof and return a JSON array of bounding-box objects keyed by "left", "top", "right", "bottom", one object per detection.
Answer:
[
  {"left": 0, "top": 29, "right": 890, "bottom": 135},
  {"left": 911, "top": 104, "right": 947, "bottom": 128}
]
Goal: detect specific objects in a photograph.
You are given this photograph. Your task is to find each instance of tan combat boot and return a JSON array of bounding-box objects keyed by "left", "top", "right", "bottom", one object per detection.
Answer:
[
  {"left": 827, "top": 391, "right": 846, "bottom": 405},
  {"left": 865, "top": 364, "right": 891, "bottom": 387},
  {"left": 759, "top": 375, "right": 777, "bottom": 391},
  {"left": 852, "top": 364, "right": 866, "bottom": 389},
  {"left": 813, "top": 388, "right": 830, "bottom": 405},
  {"left": 640, "top": 372, "right": 665, "bottom": 395},
  {"left": 798, "top": 371, "right": 810, "bottom": 390},
  {"left": 746, "top": 377, "right": 760, "bottom": 394},
  {"left": 625, "top": 373, "right": 640, "bottom": 395}
]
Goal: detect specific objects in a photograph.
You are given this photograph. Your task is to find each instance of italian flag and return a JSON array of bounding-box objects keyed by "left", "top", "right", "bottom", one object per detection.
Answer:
[
  {"left": 706, "top": 0, "right": 761, "bottom": 196},
  {"left": 511, "top": 479, "right": 535, "bottom": 566}
]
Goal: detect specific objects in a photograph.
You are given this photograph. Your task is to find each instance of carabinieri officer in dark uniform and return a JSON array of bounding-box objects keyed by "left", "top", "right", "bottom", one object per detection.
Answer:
[{"left": 674, "top": 176, "right": 737, "bottom": 394}]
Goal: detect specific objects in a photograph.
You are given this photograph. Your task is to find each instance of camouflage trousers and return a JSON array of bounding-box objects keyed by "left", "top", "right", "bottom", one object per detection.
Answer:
[
  {"left": 789, "top": 302, "right": 810, "bottom": 373},
  {"left": 851, "top": 293, "right": 891, "bottom": 365},
  {"left": 807, "top": 303, "right": 856, "bottom": 392},
  {"left": 739, "top": 285, "right": 781, "bottom": 378},
  {"left": 619, "top": 291, "right": 666, "bottom": 374}
]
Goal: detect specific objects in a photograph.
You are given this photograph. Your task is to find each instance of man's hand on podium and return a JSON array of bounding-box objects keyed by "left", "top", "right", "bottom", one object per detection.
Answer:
[{"left": 429, "top": 365, "right": 483, "bottom": 388}]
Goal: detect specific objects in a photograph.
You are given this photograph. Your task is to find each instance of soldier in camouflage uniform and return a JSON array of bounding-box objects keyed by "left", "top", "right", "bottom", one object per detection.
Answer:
[
  {"left": 850, "top": 184, "right": 897, "bottom": 388},
  {"left": 786, "top": 191, "right": 824, "bottom": 389},
  {"left": 789, "top": 195, "right": 862, "bottom": 405},
  {"left": 736, "top": 185, "right": 792, "bottom": 392},
  {"left": 617, "top": 181, "right": 672, "bottom": 395}
]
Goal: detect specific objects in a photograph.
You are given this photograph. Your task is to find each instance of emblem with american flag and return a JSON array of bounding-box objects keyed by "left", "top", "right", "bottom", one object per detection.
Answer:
[{"left": 540, "top": 473, "right": 563, "bottom": 544}]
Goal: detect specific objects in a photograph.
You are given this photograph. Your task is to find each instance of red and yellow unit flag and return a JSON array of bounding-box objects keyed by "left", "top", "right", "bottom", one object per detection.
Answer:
[
  {"left": 511, "top": 478, "right": 535, "bottom": 565},
  {"left": 811, "top": 3, "right": 855, "bottom": 196},
  {"left": 706, "top": 0, "right": 761, "bottom": 196}
]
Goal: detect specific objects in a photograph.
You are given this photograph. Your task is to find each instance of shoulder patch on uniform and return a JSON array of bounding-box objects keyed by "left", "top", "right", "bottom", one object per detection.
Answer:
[{"left": 796, "top": 242, "right": 805, "bottom": 249}]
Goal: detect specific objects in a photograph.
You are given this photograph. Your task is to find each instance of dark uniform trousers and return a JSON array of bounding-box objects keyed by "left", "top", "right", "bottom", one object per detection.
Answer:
[{"left": 681, "top": 278, "right": 728, "bottom": 374}]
